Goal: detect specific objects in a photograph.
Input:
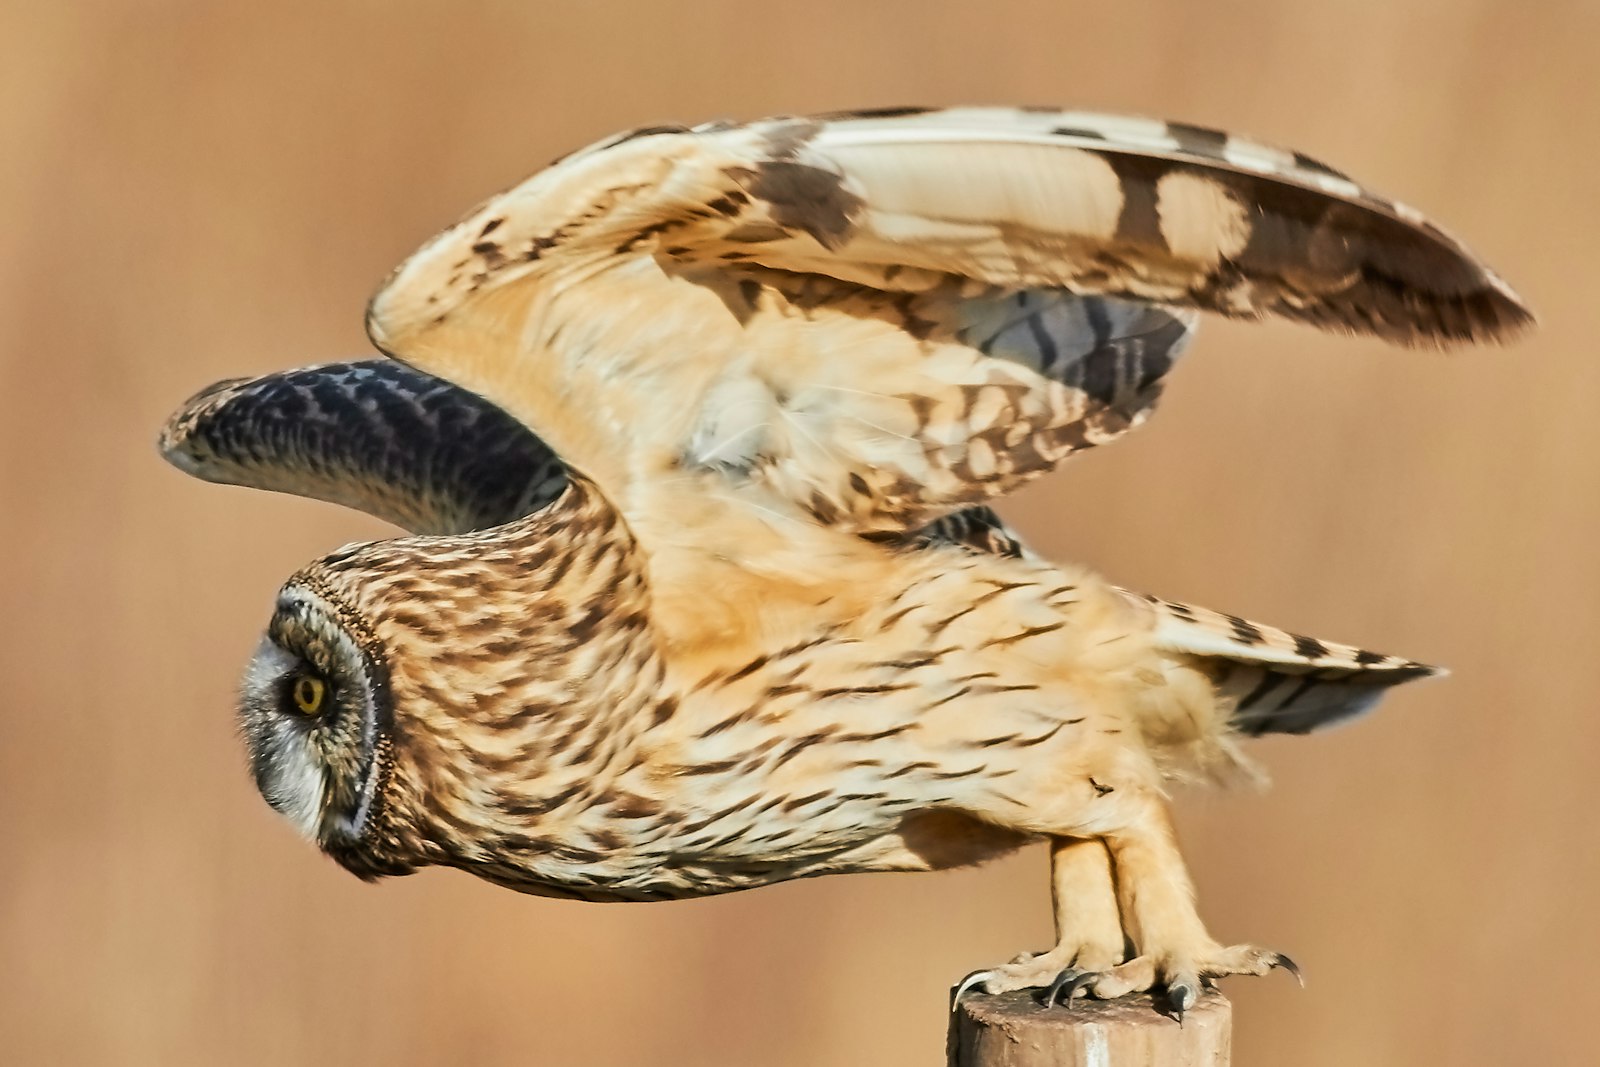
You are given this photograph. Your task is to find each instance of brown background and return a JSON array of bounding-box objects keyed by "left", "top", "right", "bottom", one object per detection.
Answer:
[{"left": 3, "top": 2, "right": 1595, "bottom": 1064}]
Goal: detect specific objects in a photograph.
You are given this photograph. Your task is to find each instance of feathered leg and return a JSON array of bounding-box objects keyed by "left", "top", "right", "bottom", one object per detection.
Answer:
[
  {"left": 1061, "top": 794, "right": 1299, "bottom": 1014},
  {"left": 958, "top": 836, "right": 1127, "bottom": 998},
  {"left": 1050, "top": 837, "right": 1126, "bottom": 972}
]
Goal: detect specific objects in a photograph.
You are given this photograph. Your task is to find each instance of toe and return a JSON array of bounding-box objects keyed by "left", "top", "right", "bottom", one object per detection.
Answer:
[
  {"left": 1085, "top": 955, "right": 1157, "bottom": 999},
  {"left": 1070, "top": 941, "right": 1126, "bottom": 973}
]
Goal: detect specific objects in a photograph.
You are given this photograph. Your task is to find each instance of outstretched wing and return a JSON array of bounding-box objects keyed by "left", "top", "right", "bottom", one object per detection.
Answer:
[
  {"left": 158, "top": 359, "right": 1019, "bottom": 551},
  {"left": 159, "top": 361, "right": 566, "bottom": 534},
  {"left": 365, "top": 106, "right": 1530, "bottom": 539}
]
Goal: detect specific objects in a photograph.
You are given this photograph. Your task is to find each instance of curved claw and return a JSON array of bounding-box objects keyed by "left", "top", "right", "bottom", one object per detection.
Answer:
[
  {"left": 1166, "top": 976, "right": 1200, "bottom": 1018},
  {"left": 1043, "top": 970, "right": 1098, "bottom": 1008},
  {"left": 951, "top": 969, "right": 996, "bottom": 1012},
  {"left": 1040, "top": 968, "right": 1081, "bottom": 1007},
  {"left": 1274, "top": 953, "right": 1305, "bottom": 988}
]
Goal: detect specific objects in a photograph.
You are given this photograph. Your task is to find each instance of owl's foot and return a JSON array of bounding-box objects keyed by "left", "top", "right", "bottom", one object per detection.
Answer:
[
  {"left": 1061, "top": 792, "right": 1300, "bottom": 1015},
  {"left": 1041, "top": 945, "right": 1301, "bottom": 1016},
  {"left": 953, "top": 836, "right": 1127, "bottom": 1007},
  {"left": 952, "top": 937, "right": 1127, "bottom": 1005},
  {"left": 953, "top": 833, "right": 1130, "bottom": 1006}
]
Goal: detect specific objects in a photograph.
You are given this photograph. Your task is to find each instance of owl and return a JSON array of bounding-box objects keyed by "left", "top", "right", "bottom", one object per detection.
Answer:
[{"left": 161, "top": 108, "right": 1528, "bottom": 1013}]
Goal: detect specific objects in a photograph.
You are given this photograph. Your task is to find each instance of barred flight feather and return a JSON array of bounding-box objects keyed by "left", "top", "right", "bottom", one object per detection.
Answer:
[
  {"left": 159, "top": 362, "right": 567, "bottom": 533},
  {"left": 1121, "top": 589, "right": 1440, "bottom": 736},
  {"left": 365, "top": 106, "right": 1530, "bottom": 546}
]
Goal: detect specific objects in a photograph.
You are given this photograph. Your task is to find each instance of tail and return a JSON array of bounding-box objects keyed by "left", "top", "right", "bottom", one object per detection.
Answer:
[{"left": 1120, "top": 589, "right": 1442, "bottom": 736}]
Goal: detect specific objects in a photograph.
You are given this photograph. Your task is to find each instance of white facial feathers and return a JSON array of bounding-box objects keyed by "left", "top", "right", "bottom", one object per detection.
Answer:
[{"left": 239, "top": 639, "right": 326, "bottom": 842}]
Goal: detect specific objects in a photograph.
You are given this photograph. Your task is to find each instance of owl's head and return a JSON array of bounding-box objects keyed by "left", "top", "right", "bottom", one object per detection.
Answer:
[
  {"left": 232, "top": 504, "right": 628, "bottom": 881},
  {"left": 237, "top": 579, "right": 411, "bottom": 875}
]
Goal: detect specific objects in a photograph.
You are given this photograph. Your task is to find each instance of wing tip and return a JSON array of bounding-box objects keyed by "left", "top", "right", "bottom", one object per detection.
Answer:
[
  {"left": 157, "top": 376, "right": 252, "bottom": 477},
  {"left": 364, "top": 296, "right": 392, "bottom": 356},
  {"left": 1475, "top": 274, "right": 1538, "bottom": 344},
  {"left": 1280, "top": 273, "right": 1534, "bottom": 349},
  {"left": 1391, "top": 224, "right": 1536, "bottom": 348},
  {"left": 1355, "top": 656, "right": 1445, "bottom": 685},
  {"left": 1428, "top": 272, "right": 1536, "bottom": 348}
]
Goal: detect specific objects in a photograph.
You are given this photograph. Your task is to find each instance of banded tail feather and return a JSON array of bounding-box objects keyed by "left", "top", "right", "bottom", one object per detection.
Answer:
[
  {"left": 1216, "top": 663, "right": 1412, "bottom": 737},
  {"left": 1122, "top": 590, "right": 1441, "bottom": 736}
]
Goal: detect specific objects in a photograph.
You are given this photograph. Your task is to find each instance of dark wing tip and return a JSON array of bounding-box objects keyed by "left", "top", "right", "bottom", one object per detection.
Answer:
[
  {"left": 157, "top": 376, "right": 251, "bottom": 474},
  {"left": 1100, "top": 141, "right": 1538, "bottom": 349},
  {"left": 1340, "top": 211, "right": 1536, "bottom": 348},
  {"left": 1466, "top": 280, "right": 1537, "bottom": 346},
  {"left": 1379, "top": 250, "right": 1536, "bottom": 348},
  {"left": 1277, "top": 271, "right": 1535, "bottom": 349}
]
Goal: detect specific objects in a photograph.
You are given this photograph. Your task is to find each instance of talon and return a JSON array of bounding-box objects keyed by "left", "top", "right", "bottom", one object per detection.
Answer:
[
  {"left": 1055, "top": 971, "right": 1098, "bottom": 1008},
  {"left": 1274, "top": 953, "right": 1305, "bottom": 987},
  {"left": 1167, "top": 977, "right": 1199, "bottom": 1016},
  {"left": 952, "top": 970, "right": 995, "bottom": 1011},
  {"left": 1040, "top": 969, "right": 1082, "bottom": 1007}
]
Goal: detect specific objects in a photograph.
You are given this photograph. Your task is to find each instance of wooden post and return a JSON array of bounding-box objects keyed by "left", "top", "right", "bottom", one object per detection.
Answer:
[{"left": 948, "top": 991, "right": 1231, "bottom": 1067}]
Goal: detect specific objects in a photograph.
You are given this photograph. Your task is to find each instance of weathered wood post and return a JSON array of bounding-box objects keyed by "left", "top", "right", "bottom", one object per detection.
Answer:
[{"left": 949, "top": 991, "right": 1232, "bottom": 1066}]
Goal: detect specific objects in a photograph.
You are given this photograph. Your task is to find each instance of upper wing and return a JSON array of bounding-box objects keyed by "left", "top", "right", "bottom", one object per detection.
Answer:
[
  {"left": 365, "top": 106, "right": 1531, "bottom": 538},
  {"left": 158, "top": 361, "right": 566, "bottom": 534}
]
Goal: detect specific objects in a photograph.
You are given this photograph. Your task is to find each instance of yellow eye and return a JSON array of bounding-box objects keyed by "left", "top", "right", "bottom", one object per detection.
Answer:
[{"left": 290, "top": 674, "right": 326, "bottom": 715}]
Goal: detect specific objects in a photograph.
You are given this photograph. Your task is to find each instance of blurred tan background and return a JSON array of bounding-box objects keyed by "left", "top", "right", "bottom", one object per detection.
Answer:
[{"left": 3, "top": 2, "right": 1595, "bottom": 1064}]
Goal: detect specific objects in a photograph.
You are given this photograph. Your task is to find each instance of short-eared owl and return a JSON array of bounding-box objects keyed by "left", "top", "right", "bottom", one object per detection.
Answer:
[{"left": 162, "top": 108, "right": 1528, "bottom": 1012}]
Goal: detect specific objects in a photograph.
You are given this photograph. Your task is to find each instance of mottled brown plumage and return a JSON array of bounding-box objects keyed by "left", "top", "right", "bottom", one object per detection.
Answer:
[{"left": 162, "top": 107, "right": 1529, "bottom": 1012}]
